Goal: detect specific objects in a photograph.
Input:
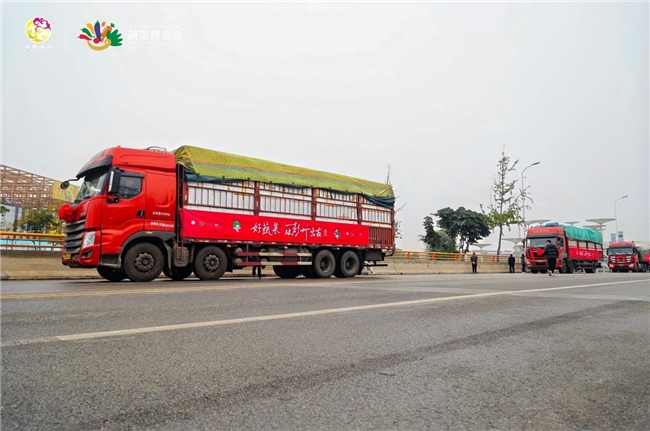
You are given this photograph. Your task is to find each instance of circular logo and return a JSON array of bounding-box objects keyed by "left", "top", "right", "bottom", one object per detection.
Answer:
[{"left": 26, "top": 17, "right": 52, "bottom": 43}]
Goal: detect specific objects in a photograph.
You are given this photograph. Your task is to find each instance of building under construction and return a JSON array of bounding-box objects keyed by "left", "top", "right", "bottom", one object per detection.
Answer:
[{"left": 0, "top": 164, "right": 77, "bottom": 211}]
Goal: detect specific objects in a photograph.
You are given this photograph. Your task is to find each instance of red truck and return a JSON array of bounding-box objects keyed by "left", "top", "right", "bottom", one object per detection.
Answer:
[
  {"left": 58, "top": 146, "right": 395, "bottom": 282},
  {"left": 525, "top": 223, "right": 603, "bottom": 273},
  {"left": 607, "top": 241, "right": 650, "bottom": 273}
]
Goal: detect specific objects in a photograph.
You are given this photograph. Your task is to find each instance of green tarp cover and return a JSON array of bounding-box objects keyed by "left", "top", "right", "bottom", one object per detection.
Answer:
[
  {"left": 562, "top": 225, "right": 603, "bottom": 244},
  {"left": 173, "top": 145, "right": 395, "bottom": 199}
]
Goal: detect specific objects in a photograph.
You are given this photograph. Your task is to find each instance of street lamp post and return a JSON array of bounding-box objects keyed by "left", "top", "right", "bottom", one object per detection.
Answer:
[
  {"left": 614, "top": 195, "right": 628, "bottom": 240},
  {"left": 520, "top": 162, "right": 541, "bottom": 237}
]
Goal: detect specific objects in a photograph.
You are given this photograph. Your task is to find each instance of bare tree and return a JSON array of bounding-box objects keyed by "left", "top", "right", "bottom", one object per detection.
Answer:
[{"left": 386, "top": 165, "right": 408, "bottom": 241}]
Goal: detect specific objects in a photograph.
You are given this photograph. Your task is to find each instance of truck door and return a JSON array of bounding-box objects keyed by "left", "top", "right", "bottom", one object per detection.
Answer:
[
  {"left": 100, "top": 171, "right": 146, "bottom": 255},
  {"left": 143, "top": 170, "right": 176, "bottom": 233},
  {"left": 557, "top": 236, "right": 566, "bottom": 259}
]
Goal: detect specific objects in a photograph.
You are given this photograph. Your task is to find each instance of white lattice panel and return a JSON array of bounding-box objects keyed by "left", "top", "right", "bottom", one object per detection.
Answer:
[{"left": 188, "top": 181, "right": 255, "bottom": 212}]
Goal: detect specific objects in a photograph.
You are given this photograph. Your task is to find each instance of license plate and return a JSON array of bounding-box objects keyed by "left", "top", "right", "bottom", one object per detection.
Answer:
[{"left": 65, "top": 253, "right": 71, "bottom": 260}]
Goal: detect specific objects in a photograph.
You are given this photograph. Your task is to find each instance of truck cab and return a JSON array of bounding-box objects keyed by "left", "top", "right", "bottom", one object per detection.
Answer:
[
  {"left": 607, "top": 241, "right": 648, "bottom": 272},
  {"left": 524, "top": 227, "right": 568, "bottom": 273},
  {"left": 60, "top": 147, "right": 177, "bottom": 279}
]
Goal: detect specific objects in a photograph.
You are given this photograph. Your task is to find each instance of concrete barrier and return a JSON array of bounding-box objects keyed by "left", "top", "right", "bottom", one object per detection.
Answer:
[{"left": 0, "top": 251, "right": 509, "bottom": 280}]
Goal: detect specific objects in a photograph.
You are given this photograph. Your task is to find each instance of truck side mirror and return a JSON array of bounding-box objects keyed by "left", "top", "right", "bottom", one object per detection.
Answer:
[
  {"left": 107, "top": 169, "right": 122, "bottom": 195},
  {"left": 60, "top": 181, "right": 70, "bottom": 190}
]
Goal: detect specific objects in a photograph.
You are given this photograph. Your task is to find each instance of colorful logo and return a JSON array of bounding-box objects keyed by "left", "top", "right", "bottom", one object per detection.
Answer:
[
  {"left": 78, "top": 21, "right": 122, "bottom": 50},
  {"left": 233, "top": 220, "right": 241, "bottom": 232},
  {"left": 25, "top": 17, "right": 52, "bottom": 43},
  {"left": 334, "top": 229, "right": 340, "bottom": 240}
]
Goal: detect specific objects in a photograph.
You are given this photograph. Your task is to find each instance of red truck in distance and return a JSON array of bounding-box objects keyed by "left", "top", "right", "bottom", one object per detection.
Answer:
[
  {"left": 58, "top": 146, "right": 395, "bottom": 282},
  {"left": 525, "top": 223, "right": 603, "bottom": 273},
  {"left": 607, "top": 241, "right": 650, "bottom": 273}
]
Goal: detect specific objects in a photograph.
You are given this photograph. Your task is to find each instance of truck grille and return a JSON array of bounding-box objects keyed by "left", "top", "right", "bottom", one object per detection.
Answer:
[{"left": 64, "top": 219, "right": 85, "bottom": 259}]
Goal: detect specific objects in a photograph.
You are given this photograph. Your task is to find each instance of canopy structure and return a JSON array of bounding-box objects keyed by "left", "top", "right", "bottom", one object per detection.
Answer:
[
  {"left": 585, "top": 218, "right": 615, "bottom": 233},
  {"left": 174, "top": 145, "right": 395, "bottom": 207},
  {"left": 527, "top": 219, "right": 550, "bottom": 226}
]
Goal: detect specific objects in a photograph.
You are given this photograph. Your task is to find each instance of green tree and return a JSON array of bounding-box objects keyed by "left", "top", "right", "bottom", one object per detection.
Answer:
[
  {"left": 0, "top": 205, "right": 8, "bottom": 230},
  {"left": 434, "top": 207, "right": 491, "bottom": 253},
  {"left": 419, "top": 215, "right": 457, "bottom": 252},
  {"left": 481, "top": 148, "right": 522, "bottom": 257},
  {"left": 16, "top": 209, "right": 57, "bottom": 233}
]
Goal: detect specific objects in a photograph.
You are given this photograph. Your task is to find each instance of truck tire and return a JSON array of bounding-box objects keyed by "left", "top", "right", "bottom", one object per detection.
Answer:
[
  {"left": 560, "top": 260, "right": 568, "bottom": 274},
  {"left": 335, "top": 251, "right": 359, "bottom": 278},
  {"left": 194, "top": 246, "right": 228, "bottom": 280},
  {"left": 273, "top": 266, "right": 301, "bottom": 279},
  {"left": 97, "top": 266, "right": 127, "bottom": 282},
  {"left": 312, "top": 249, "right": 335, "bottom": 278},
  {"left": 163, "top": 265, "right": 193, "bottom": 281},
  {"left": 123, "top": 242, "right": 164, "bottom": 282},
  {"left": 302, "top": 267, "right": 318, "bottom": 278}
]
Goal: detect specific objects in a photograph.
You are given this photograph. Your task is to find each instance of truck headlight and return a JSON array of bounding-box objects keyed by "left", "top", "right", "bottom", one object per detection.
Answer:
[{"left": 82, "top": 232, "right": 96, "bottom": 249}]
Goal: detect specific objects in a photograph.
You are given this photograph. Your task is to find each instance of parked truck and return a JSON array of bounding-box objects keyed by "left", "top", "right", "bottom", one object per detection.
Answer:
[
  {"left": 58, "top": 145, "right": 395, "bottom": 282},
  {"left": 606, "top": 241, "right": 650, "bottom": 272},
  {"left": 524, "top": 223, "right": 603, "bottom": 273}
]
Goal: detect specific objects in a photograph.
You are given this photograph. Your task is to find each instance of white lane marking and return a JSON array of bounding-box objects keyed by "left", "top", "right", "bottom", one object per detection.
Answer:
[{"left": 2, "top": 279, "right": 646, "bottom": 347}]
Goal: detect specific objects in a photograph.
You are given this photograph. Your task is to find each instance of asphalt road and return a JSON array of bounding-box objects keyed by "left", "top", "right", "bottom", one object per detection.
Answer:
[{"left": 2, "top": 273, "right": 649, "bottom": 430}]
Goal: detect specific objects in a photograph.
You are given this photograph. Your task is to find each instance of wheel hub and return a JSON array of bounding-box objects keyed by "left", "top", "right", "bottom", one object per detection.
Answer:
[
  {"left": 134, "top": 253, "right": 154, "bottom": 272},
  {"left": 204, "top": 254, "right": 220, "bottom": 272}
]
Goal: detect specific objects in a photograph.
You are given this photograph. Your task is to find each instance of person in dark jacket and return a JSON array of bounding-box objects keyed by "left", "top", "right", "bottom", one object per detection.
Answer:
[
  {"left": 508, "top": 254, "right": 515, "bottom": 273},
  {"left": 470, "top": 252, "right": 478, "bottom": 273},
  {"left": 543, "top": 239, "right": 559, "bottom": 276},
  {"left": 520, "top": 253, "right": 526, "bottom": 273}
]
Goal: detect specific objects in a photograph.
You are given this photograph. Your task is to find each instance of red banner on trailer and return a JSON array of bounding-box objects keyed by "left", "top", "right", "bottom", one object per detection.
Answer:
[
  {"left": 567, "top": 247, "right": 601, "bottom": 260},
  {"left": 180, "top": 209, "right": 370, "bottom": 246}
]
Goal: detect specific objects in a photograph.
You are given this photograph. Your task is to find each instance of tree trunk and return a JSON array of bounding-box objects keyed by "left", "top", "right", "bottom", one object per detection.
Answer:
[{"left": 497, "top": 225, "right": 503, "bottom": 261}]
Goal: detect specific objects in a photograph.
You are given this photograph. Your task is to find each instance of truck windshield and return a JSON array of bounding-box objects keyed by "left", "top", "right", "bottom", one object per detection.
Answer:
[
  {"left": 527, "top": 237, "right": 555, "bottom": 247},
  {"left": 607, "top": 247, "right": 633, "bottom": 255},
  {"left": 74, "top": 169, "right": 108, "bottom": 203}
]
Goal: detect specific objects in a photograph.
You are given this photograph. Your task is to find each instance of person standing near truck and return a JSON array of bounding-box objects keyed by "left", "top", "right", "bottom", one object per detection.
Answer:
[
  {"left": 544, "top": 239, "right": 559, "bottom": 276},
  {"left": 470, "top": 252, "right": 478, "bottom": 273},
  {"left": 520, "top": 253, "right": 526, "bottom": 273},
  {"left": 508, "top": 254, "right": 515, "bottom": 273}
]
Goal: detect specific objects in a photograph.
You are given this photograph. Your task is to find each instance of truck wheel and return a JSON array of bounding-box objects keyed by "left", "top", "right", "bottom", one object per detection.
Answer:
[
  {"left": 273, "top": 266, "right": 301, "bottom": 279},
  {"left": 335, "top": 251, "right": 359, "bottom": 278},
  {"left": 560, "top": 260, "right": 568, "bottom": 274},
  {"left": 194, "top": 246, "right": 228, "bottom": 280},
  {"left": 312, "top": 249, "right": 335, "bottom": 278},
  {"left": 123, "top": 243, "right": 164, "bottom": 282},
  {"left": 302, "top": 267, "right": 318, "bottom": 278},
  {"left": 567, "top": 260, "right": 575, "bottom": 274},
  {"left": 97, "top": 266, "right": 127, "bottom": 282},
  {"left": 163, "top": 265, "right": 193, "bottom": 281},
  {"left": 531, "top": 270, "right": 538, "bottom": 274}
]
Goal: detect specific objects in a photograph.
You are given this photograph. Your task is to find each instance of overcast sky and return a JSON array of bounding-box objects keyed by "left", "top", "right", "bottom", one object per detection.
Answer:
[{"left": 3, "top": 2, "right": 648, "bottom": 251}]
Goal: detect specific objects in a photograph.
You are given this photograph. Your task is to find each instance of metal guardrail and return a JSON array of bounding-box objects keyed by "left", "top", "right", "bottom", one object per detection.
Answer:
[
  {"left": 0, "top": 231, "right": 64, "bottom": 251},
  {"left": 0, "top": 233, "right": 512, "bottom": 262},
  {"left": 391, "top": 250, "right": 511, "bottom": 262}
]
